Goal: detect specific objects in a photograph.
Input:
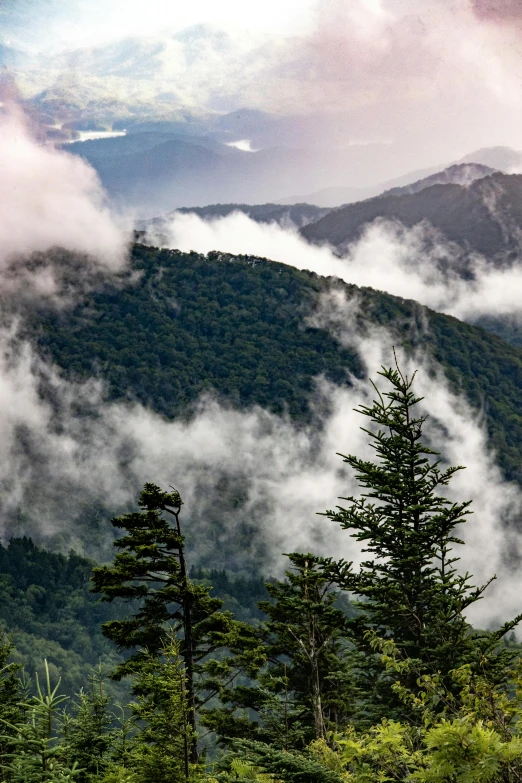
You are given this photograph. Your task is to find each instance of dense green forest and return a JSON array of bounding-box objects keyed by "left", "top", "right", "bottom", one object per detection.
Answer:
[
  {"left": 3, "top": 366, "right": 522, "bottom": 782},
  {"left": 29, "top": 243, "right": 522, "bottom": 483},
  {"left": 0, "top": 538, "right": 269, "bottom": 697}
]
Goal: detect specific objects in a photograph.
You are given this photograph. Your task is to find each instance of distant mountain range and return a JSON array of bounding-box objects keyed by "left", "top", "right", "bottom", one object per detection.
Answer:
[
  {"left": 382, "top": 163, "right": 496, "bottom": 197},
  {"left": 68, "top": 130, "right": 407, "bottom": 215},
  {"left": 279, "top": 160, "right": 505, "bottom": 207},
  {"left": 301, "top": 172, "right": 522, "bottom": 265},
  {"left": 137, "top": 162, "right": 501, "bottom": 233},
  {"left": 11, "top": 25, "right": 284, "bottom": 127},
  {"left": 68, "top": 121, "right": 513, "bottom": 216},
  {"left": 6, "top": 19, "right": 522, "bottom": 214},
  {"left": 139, "top": 202, "right": 332, "bottom": 231}
]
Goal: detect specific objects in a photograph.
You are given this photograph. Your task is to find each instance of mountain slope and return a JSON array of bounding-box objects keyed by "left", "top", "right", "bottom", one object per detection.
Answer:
[
  {"left": 0, "top": 536, "right": 269, "bottom": 696},
  {"left": 382, "top": 163, "right": 495, "bottom": 196},
  {"left": 301, "top": 172, "right": 522, "bottom": 262},
  {"left": 278, "top": 162, "right": 495, "bottom": 208},
  {"left": 142, "top": 202, "right": 332, "bottom": 230},
  {"left": 31, "top": 244, "right": 522, "bottom": 486}
]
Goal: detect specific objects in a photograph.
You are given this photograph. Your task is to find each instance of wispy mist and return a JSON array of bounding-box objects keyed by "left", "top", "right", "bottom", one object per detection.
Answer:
[
  {"left": 146, "top": 210, "right": 522, "bottom": 322},
  {"left": 0, "top": 107, "right": 130, "bottom": 299},
  {"left": 0, "top": 288, "right": 519, "bottom": 629}
]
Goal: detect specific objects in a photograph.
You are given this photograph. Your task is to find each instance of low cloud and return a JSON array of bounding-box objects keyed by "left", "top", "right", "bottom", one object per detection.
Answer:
[
  {"left": 0, "top": 291, "right": 519, "bottom": 630},
  {"left": 146, "top": 210, "right": 522, "bottom": 322},
  {"left": 0, "top": 131, "right": 519, "bottom": 632},
  {"left": 0, "top": 106, "right": 131, "bottom": 300}
]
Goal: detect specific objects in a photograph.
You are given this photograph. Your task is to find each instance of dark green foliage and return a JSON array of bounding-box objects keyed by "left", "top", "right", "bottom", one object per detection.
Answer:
[
  {"left": 29, "top": 245, "right": 522, "bottom": 488},
  {"left": 34, "top": 245, "right": 362, "bottom": 420},
  {"left": 127, "top": 635, "right": 192, "bottom": 783},
  {"left": 324, "top": 364, "right": 522, "bottom": 720},
  {"left": 217, "top": 740, "right": 343, "bottom": 783},
  {"left": 62, "top": 670, "right": 115, "bottom": 782},
  {"left": 0, "top": 632, "right": 22, "bottom": 763},
  {"left": 1, "top": 662, "right": 79, "bottom": 783},
  {"left": 0, "top": 537, "right": 269, "bottom": 701},
  {"left": 0, "top": 538, "right": 125, "bottom": 698},
  {"left": 258, "top": 555, "right": 356, "bottom": 743},
  {"left": 92, "top": 483, "right": 258, "bottom": 764},
  {"left": 189, "top": 568, "right": 268, "bottom": 623},
  {"left": 204, "top": 554, "right": 356, "bottom": 750}
]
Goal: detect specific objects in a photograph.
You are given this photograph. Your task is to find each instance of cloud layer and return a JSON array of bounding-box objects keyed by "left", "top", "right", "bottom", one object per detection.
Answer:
[
  {"left": 8, "top": 0, "right": 522, "bottom": 176},
  {"left": 146, "top": 210, "right": 522, "bottom": 322},
  {"left": 0, "top": 291, "right": 519, "bottom": 631},
  {"left": 0, "top": 107, "right": 130, "bottom": 299}
]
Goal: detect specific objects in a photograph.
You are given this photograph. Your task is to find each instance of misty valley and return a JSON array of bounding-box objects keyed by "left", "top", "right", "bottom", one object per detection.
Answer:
[{"left": 5, "top": 1, "right": 522, "bottom": 779}]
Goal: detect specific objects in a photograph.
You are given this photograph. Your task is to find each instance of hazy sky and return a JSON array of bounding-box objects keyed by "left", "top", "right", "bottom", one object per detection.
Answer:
[
  {"left": 2, "top": 0, "right": 316, "bottom": 50},
  {"left": 4, "top": 0, "right": 522, "bottom": 172}
]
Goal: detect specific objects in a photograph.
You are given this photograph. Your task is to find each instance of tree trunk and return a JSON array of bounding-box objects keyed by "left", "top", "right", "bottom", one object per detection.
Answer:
[
  {"left": 311, "top": 654, "right": 326, "bottom": 740},
  {"left": 175, "top": 512, "right": 198, "bottom": 767}
]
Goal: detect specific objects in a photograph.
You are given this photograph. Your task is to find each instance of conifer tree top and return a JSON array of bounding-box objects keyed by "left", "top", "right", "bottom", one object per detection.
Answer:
[{"left": 325, "top": 361, "right": 522, "bottom": 691}]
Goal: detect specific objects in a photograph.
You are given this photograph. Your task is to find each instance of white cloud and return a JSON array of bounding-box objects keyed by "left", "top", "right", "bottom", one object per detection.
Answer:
[
  {"left": 10, "top": 0, "right": 522, "bottom": 169},
  {"left": 0, "top": 289, "right": 519, "bottom": 630},
  {"left": 146, "top": 210, "right": 522, "bottom": 322},
  {"left": 0, "top": 107, "right": 130, "bottom": 299}
]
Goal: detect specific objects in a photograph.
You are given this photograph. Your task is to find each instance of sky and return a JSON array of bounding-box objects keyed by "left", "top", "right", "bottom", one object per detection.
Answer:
[
  {"left": 3, "top": 0, "right": 522, "bottom": 171},
  {"left": 1, "top": 0, "right": 316, "bottom": 50}
]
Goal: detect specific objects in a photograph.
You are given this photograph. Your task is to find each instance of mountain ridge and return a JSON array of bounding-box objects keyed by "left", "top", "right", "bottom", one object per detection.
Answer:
[{"left": 300, "top": 171, "right": 522, "bottom": 264}]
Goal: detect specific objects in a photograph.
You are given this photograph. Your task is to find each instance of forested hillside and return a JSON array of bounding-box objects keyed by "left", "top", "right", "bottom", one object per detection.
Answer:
[
  {"left": 30, "top": 243, "right": 522, "bottom": 484},
  {"left": 0, "top": 537, "right": 268, "bottom": 697}
]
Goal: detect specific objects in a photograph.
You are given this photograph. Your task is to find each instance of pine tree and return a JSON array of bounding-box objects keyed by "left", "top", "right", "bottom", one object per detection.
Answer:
[
  {"left": 324, "top": 363, "right": 522, "bottom": 718},
  {"left": 91, "top": 483, "right": 256, "bottom": 769},
  {"left": 1, "top": 661, "right": 79, "bottom": 783},
  {"left": 128, "top": 632, "right": 192, "bottom": 783},
  {"left": 204, "top": 553, "right": 356, "bottom": 750},
  {"left": 62, "top": 669, "right": 114, "bottom": 782}
]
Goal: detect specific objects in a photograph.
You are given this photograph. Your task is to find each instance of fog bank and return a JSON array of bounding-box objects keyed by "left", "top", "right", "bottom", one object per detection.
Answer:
[{"left": 146, "top": 210, "right": 522, "bottom": 322}]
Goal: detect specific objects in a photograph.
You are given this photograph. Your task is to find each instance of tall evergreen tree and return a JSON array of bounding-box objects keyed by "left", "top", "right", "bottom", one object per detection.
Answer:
[
  {"left": 91, "top": 483, "right": 256, "bottom": 768},
  {"left": 204, "top": 553, "right": 356, "bottom": 750},
  {"left": 324, "top": 363, "right": 522, "bottom": 718}
]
